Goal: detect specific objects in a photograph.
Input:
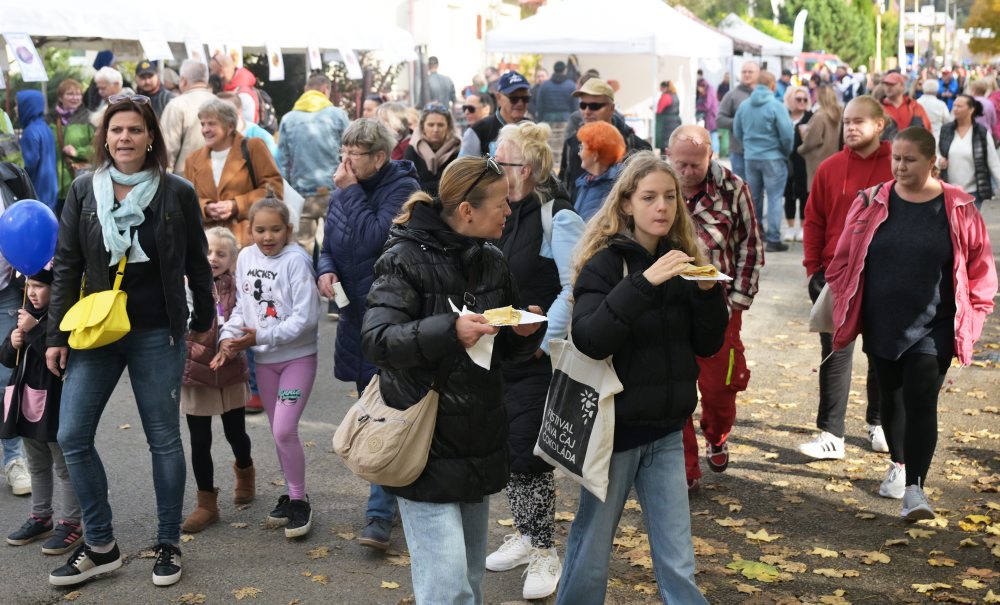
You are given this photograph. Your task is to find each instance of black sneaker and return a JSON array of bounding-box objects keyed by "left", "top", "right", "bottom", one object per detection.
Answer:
[
  {"left": 7, "top": 514, "right": 53, "bottom": 545},
  {"left": 265, "top": 494, "right": 290, "bottom": 528},
  {"left": 49, "top": 542, "right": 123, "bottom": 586},
  {"left": 765, "top": 241, "right": 790, "bottom": 252},
  {"left": 359, "top": 517, "right": 392, "bottom": 551},
  {"left": 284, "top": 498, "right": 312, "bottom": 538},
  {"left": 42, "top": 521, "right": 83, "bottom": 555},
  {"left": 152, "top": 542, "right": 182, "bottom": 586}
]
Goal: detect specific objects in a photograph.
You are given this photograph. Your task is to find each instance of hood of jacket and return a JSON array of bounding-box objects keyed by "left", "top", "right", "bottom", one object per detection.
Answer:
[
  {"left": 839, "top": 140, "right": 893, "bottom": 196},
  {"left": 16, "top": 90, "right": 45, "bottom": 125},
  {"left": 390, "top": 200, "right": 488, "bottom": 255},
  {"left": 549, "top": 73, "right": 569, "bottom": 85},
  {"left": 575, "top": 160, "right": 623, "bottom": 188},
  {"left": 293, "top": 89, "right": 333, "bottom": 112},
  {"left": 361, "top": 159, "right": 420, "bottom": 196},
  {"left": 749, "top": 85, "right": 777, "bottom": 107},
  {"left": 227, "top": 67, "right": 257, "bottom": 90}
]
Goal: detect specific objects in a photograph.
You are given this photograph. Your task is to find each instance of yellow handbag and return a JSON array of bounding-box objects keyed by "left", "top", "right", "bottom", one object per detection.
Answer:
[{"left": 59, "top": 256, "right": 130, "bottom": 350}]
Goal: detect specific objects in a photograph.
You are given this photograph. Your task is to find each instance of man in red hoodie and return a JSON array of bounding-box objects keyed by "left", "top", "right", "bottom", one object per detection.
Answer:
[
  {"left": 800, "top": 96, "right": 894, "bottom": 461},
  {"left": 210, "top": 52, "right": 259, "bottom": 127}
]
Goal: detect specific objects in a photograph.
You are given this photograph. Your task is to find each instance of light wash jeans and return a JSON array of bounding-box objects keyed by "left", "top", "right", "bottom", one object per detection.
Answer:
[
  {"left": 555, "top": 431, "right": 708, "bottom": 605},
  {"left": 729, "top": 150, "right": 745, "bottom": 181},
  {"left": 357, "top": 379, "right": 398, "bottom": 522},
  {"left": 0, "top": 284, "right": 23, "bottom": 466},
  {"left": 397, "top": 496, "right": 490, "bottom": 605},
  {"left": 745, "top": 158, "right": 788, "bottom": 244},
  {"left": 57, "top": 328, "right": 187, "bottom": 546}
]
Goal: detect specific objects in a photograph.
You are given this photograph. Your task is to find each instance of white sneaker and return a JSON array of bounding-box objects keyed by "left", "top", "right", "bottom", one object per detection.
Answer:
[
  {"left": 901, "top": 483, "right": 935, "bottom": 521},
  {"left": 522, "top": 547, "right": 561, "bottom": 600},
  {"left": 795, "top": 227, "right": 804, "bottom": 242},
  {"left": 798, "top": 432, "right": 845, "bottom": 460},
  {"left": 4, "top": 458, "right": 31, "bottom": 496},
  {"left": 879, "top": 462, "right": 905, "bottom": 499},
  {"left": 868, "top": 424, "right": 889, "bottom": 453},
  {"left": 485, "top": 533, "right": 533, "bottom": 572},
  {"left": 782, "top": 226, "right": 795, "bottom": 242}
]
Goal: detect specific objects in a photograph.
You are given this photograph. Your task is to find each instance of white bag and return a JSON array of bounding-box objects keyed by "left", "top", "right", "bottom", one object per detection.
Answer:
[
  {"left": 534, "top": 339, "right": 623, "bottom": 502},
  {"left": 282, "top": 179, "right": 305, "bottom": 231},
  {"left": 809, "top": 283, "right": 834, "bottom": 334}
]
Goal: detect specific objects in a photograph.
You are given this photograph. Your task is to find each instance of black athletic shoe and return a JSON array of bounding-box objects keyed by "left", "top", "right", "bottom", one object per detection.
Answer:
[
  {"left": 41, "top": 521, "right": 84, "bottom": 555},
  {"left": 284, "top": 498, "right": 312, "bottom": 538},
  {"left": 152, "top": 543, "right": 182, "bottom": 586},
  {"left": 7, "top": 514, "right": 53, "bottom": 545},
  {"left": 49, "top": 542, "right": 123, "bottom": 586},
  {"left": 266, "top": 494, "right": 291, "bottom": 528},
  {"left": 765, "top": 241, "right": 790, "bottom": 252}
]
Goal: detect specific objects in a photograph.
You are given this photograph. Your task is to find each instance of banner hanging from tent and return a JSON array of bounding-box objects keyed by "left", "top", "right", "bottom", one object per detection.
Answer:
[
  {"left": 3, "top": 33, "right": 47, "bottom": 82},
  {"left": 266, "top": 43, "right": 285, "bottom": 81}
]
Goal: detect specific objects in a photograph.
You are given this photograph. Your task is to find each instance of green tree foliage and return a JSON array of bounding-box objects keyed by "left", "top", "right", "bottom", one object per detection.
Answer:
[
  {"left": 7, "top": 48, "right": 89, "bottom": 118},
  {"left": 780, "top": 0, "right": 875, "bottom": 68},
  {"left": 966, "top": 0, "right": 1000, "bottom": 55}
]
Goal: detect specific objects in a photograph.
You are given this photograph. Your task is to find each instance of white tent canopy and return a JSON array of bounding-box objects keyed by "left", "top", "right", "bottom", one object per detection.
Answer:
[
  {"left": 485, "top": 0, "right": 734, "bottom": 129},
  {"left": 717, "top": 14, "right": 799, "bottom": 58},
  {"left": 3, "top": 0, "right": 416, "bottom": 60}
]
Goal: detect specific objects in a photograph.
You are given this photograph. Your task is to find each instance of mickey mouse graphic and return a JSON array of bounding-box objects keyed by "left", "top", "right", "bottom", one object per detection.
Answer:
[{"left": 252, "top": 279, "right": 279, "bottom": 321}]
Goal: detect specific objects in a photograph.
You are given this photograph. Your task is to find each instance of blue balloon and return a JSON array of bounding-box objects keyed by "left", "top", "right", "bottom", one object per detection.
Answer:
[{"left": 0, "top": 199, "right": 58, "bottom": 276}]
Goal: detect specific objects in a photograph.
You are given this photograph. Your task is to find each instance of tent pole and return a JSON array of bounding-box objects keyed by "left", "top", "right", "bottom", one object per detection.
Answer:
[{"left": 651, "top": 37, "right": 658, "bottom": 154}]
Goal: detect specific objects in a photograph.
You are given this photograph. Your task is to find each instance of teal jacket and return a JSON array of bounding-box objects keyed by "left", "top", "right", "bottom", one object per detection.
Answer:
[{"left": 733, "top": 85, "right": 794, "bottom": 161}]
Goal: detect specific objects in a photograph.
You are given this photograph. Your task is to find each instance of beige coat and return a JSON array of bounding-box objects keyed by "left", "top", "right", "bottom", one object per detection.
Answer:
[
  {"left": 184, "top": 132, "right": 283, "bottom": 246},
  {"left": 160, "top": 85, "right": 217, "bottom": 174},
  {"left": 798, "top": 107, "right": 842, "bottom": 187}
]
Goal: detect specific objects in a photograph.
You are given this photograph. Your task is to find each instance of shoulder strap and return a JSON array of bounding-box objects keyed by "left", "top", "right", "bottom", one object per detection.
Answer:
[
  {"left": 540, "top": 199, "right": 554, "bottom": 251},
  {"left": 241, "top": 138, "right": 257, "bottom": 189},
  {"left": 112, "top": 255, "right": 128, "bottom": 290}
]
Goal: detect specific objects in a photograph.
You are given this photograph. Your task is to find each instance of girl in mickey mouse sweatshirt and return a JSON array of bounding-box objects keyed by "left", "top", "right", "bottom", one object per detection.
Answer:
[{"left": 215, "top": 197, "right": 319, "bottom": 539}]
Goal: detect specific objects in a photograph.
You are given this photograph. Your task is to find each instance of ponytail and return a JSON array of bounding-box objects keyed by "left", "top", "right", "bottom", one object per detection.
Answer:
[{"left": 394, "top": 191, "right": 435, "bottom": 225}]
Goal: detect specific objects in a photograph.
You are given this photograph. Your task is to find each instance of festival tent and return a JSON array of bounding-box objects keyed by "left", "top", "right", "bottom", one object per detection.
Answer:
[
  {"left": 485, "top": 0, "right": 737, "bottom": 130},
  {"left": 718, "top": 13, "right": 805, "bottom": 76}
]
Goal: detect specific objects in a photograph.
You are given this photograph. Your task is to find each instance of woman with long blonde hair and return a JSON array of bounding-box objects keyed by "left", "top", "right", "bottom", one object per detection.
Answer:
[{"left": 556, "top": 151, "right": 727, "bottom": 605}]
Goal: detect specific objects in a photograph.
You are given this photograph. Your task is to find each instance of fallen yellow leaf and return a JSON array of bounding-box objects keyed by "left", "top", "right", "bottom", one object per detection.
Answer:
[
  {"left": 624, "top": 499, "right": 642, "bottom": 512},
  {"left": 177, "top": 595, "right": 207, "bottom": 605},
  {"left": 810, "top": 547, "right": 839, "bottom": 558},
  {"left": 985, "top": 590, "right": 1000, "bottom": 603},
  {"left": 959, "top": 514, "right": 992, "bottom": 532},
  {"left": 912, "top": 583, "right": 951, "bottom": 594},
  {"left": 746, "top": 529, "right": 782, "bottom": 543},
  {"left": 714, "top": 517, "right": 746, "bottom": 528},
  {"left": 496, "top": 518, "right": 514, "bottom": 527},
  {"left": 307, "top": 546, "right": 330, "bottom": 559},
  {"left": 118, "top": 423, "right": 131, "bottom": 430},
  {"left": 884, "top": 538, "right": 909, "bottom": 547},
  {"left": 233, "top": 587, "right": 263, "bottom": 600},
  {"left": 928, "top": 557, "right": 957, "bottom": 567},
  {"left": 962, "top": 579, "right": 987, "bottom": 589},
  {"left": 906, "top": 528, "right": 935, "bottom": 539},
  {"left": 735, "top": 583, "right": 760, "bottom": 594},
  {"left": 726, "top": 559, "right": 781, "bottom": 582},
  {"left": 554, "top": 511, "right": 575, "bottom": 522},
  {"left": 310, "top": 575, "right": 329, "bottom": 585},
  {"left": 180, "top": 534, "right": 194, "bottom": 543},
  {"left": 63, "top": 592, "right": 82, "bottom": 602},
  {"left": 380, "top": 581, "right": 400, "bottom": 589}
]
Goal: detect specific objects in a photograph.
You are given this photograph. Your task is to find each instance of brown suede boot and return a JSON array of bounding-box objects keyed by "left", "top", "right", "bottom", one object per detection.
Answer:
[
  {"left": 233, "top": 461, "right": 256, "bottom": 505},
  {"left": 181, "top": 488, "right": 219, "bottom": 533}
]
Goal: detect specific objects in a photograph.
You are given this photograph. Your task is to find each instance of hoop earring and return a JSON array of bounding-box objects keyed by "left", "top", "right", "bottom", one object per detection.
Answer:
[
  {"left": 147, "top": 144, "right": 153, "bottom": 152},
  {"left": 104, "top": 143, "right": 110, "bottom": 151}
]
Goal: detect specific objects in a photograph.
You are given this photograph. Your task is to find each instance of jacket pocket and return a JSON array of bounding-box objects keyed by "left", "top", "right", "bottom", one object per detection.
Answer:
[
  {"left": 21, "top": 386, "right": 47, "bottom": 423},
  {"left": 3, "top": 386, "right": 12, "bottom": 422}
]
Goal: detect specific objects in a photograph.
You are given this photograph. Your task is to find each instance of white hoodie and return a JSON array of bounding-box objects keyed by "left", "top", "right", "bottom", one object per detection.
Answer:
[{"left": 221, "top": 242, "right": 319, "bottom": 364}]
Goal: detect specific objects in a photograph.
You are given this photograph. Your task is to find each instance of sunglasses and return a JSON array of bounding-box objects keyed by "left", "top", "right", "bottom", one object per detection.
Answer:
[
  {"left": 462, "top": 156, "right": 503, "bottom": 200},
  {"left": 462, "top": 104, "right": 479, "bottom": 113},
  {"left": 795, "top": 97, "right": 809, "bottom": 102},
  {"left": 507, "top": 95, "right": 531, "bottom": 106},
  {"left": 579, "top": 101, "right": 609, "bottom": 111},
  {"left": 109, "top": 93, "right": 151, "bottom": 106},
  {"left": 424, "top": 103, "right": 450, "bottom": 114}
]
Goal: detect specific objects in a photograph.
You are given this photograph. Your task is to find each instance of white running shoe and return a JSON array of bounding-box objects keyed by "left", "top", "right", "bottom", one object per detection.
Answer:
[
  {"left": 798, "top": 432, "right": 845, "bottom": 460},
  {"left": 485, "top": 533, "right": 533, "bottom": 572},
  {"left": 868, "top": 424, "right": 889, "bottom": 453},
  {"left": 879, "top": 462, "right": 905, "bottom": 499},
  {"left": 901, "top": 483, "right": 935, "bottom": 522},
  {"left": 4, "top": 458, "right": 31, "bottom": 496},
  {"left": 522, "top": 547, "right": 562, "bottom": 600},
  {"left": 795, "top": 227, "right": 805, "bottom": 242}
]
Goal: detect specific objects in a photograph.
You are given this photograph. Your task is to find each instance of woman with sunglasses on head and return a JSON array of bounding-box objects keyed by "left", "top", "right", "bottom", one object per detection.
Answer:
[
  {"left": 782, "top": 85, "right": 812, "bottom": 242},
  {"left": 362, "top": 156, "right": 544, "bottom": 605},
  {"left": 404, "top": 104, "right": 462, "bottom": 196},
  {"left": 44, "top": 94, "right": 215, "bottom": 588},
  {"left": 316, "top": 118, "right": 419, "bottom": 551}
]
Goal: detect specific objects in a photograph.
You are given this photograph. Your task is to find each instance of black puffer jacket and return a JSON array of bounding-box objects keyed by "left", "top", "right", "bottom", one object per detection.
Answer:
[
  {"left": 572, "top": 237, "right": 728, "bottom": 449},
  {"left": 361, "top": 202, "right": 543, "bottom": 503},
  {"left": 47, "top": 172, "right": 214, "bottom": 347}
]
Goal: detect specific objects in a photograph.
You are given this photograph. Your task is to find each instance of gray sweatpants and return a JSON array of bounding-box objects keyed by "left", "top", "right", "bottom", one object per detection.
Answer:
[{"left": 22, "top": 437, "right": 81, "bottom": 523}]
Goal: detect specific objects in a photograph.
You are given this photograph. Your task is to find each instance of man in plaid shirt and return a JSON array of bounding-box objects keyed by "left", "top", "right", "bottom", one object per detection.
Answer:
[{"left": 667, "top": 125, "right": 764, "bottom": 490}]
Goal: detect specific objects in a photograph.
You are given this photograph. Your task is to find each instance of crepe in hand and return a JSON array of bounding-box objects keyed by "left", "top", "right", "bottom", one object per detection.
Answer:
[
  {"left": 483, "top": 305, "right": 523, "bottom": 326},
  {"left": 680, "top": 263, "right": 720, "bottom": 278}
]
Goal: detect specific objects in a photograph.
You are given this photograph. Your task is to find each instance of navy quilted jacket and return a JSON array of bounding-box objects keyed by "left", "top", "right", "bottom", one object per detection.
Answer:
[{"left": 318, "top": 160, "right": 419, "bottom": 384}]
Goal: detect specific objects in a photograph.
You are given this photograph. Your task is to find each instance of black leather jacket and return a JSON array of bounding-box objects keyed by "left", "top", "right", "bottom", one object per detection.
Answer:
[{"left": 47, "top": 171, "right": 214, "bottom": 347}]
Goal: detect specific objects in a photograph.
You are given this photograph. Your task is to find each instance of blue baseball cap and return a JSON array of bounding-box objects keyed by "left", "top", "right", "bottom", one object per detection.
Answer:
[{"left": 498, "top": 71, "right": 530, "bottom": 95}]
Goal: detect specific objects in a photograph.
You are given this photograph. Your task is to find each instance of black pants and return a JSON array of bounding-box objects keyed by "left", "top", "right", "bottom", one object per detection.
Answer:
[
  {"left": 869, "top": 354, "right": 950, "bottom": 486},
  {"left": 810, "top": 272, "right": 881, "bottom": 437},
  {"left": 186, "top": 409, "right": 253, "bottom": 492}
]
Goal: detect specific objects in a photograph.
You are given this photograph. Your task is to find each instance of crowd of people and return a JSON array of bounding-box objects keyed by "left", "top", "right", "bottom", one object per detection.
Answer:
[{"left": 0, "top": 50, "right": 996, "bottom": 605}]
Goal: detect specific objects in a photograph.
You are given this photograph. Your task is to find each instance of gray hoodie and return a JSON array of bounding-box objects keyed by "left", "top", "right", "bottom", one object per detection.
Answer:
[{"left": 716, "top": 83, "right": 754, "bottom": 155}]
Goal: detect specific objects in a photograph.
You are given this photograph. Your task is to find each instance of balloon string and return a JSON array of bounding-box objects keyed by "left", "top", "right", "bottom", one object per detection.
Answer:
[{"left": 14, "top": 287, "right": 25, "bottom": 366}]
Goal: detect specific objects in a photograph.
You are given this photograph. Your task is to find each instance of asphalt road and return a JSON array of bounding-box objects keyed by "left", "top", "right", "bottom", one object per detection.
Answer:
[{"left": 2, "top": 203, "right": 999, "bottom": 605}]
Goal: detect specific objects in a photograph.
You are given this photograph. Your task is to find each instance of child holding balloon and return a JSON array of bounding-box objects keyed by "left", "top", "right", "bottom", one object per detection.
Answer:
[{"left": 0, "top": 266, "right": 83, "bottom": 555}]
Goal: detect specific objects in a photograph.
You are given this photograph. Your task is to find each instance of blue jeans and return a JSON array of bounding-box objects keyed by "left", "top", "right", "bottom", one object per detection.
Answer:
[
  {"left": 397, "top": 496, "right": 490, "bottom": 605},
  {"left": 555, "top": 431, "right": 708, "bottom": 605},
  {"left": 358, "top": 379, "right": 397, "bottom": 521},
  {"left": 246, "top": 347, "right": 258, "bottom": 394},
  {"left": 0, "top": 284, "right": 23, "bottom": 466},
  {"left": 745, "top": 158, "right": 788, "bottom": 243},
  {"left": 58, "top": 328, "right": 187, "bottom": 546},
  {"left": 729, "top": 151, "right": 745, "bottom": 180}
]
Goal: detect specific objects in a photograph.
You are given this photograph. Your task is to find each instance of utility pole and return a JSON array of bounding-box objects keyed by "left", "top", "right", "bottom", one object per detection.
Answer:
[
  {"left": 944, "top": 0, "right": 950, "bottom": 66},
  {"left": 913, "top": 0, "right": 919, "bottom": 73},
  {"left": 875, "top": 0, "right": 883, "bottom": 73}
]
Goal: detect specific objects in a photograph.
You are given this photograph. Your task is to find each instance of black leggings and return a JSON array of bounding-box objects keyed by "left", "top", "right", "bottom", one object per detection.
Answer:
[
  {"left": 869, "top": 354, "right": 950, "bottom": 487},
  {"left": 186, "top": 409, "right": 253, "bottom": 492}
]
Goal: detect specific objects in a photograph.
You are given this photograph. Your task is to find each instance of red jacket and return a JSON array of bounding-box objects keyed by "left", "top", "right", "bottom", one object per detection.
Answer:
[
  {"left": 224, "top": 67, "right": 259, "bottom": 124},
  {"left": 827, "top": 180, "right": 997, "bottom": 365},
  {"left": 882, "top": 96, "right": 931, "bottom": 131},
  {"left": 803, "top": 141, "right": 894, "bottom": 276}
]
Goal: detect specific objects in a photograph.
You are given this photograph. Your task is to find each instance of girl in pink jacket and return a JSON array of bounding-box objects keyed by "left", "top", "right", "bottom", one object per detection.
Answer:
[{"left": 827, "top": 127, "right": 997, "bottom": 522}]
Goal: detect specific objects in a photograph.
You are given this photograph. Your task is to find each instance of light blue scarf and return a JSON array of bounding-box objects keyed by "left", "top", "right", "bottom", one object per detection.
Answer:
[{"left": 93, "top": 167, "right": 160, "bottom": 265}]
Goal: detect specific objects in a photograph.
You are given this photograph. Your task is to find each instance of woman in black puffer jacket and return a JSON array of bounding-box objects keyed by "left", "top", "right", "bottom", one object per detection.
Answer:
[
  {"left": 555, "top": 152, "right": 727, "bottom": 605},
  {"left": 361, "top": 156, "right": 544, "bottom": 605}
]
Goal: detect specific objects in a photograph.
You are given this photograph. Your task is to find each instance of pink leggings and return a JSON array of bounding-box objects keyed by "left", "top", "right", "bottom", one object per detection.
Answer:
[{"left": 255, "top": 354, "right": 317, "bottom": 500}]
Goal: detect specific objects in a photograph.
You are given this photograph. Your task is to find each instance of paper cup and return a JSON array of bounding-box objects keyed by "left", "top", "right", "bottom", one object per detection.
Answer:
[{"left": 333, "top": 281, "right": 350, "bottom": 308}]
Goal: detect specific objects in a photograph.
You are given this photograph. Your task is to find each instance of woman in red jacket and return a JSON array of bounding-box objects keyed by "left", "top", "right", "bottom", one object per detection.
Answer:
[{"left": 827, "top": 127, "right": 997, "bottom": 522}]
